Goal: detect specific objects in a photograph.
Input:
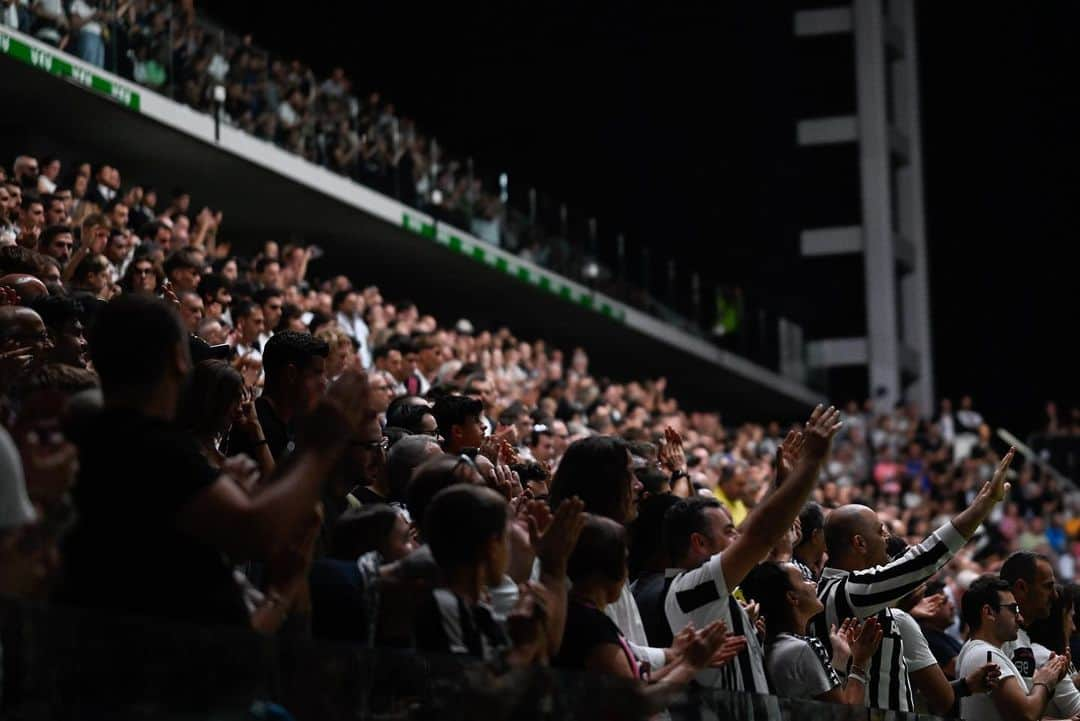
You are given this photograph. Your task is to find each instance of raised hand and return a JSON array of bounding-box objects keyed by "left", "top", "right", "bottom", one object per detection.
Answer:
[
  {"left": 800, "top": 404, "right": 843, "bottom": 463},
  {"left": 774, "top": 429, "right": 805, "bottom": 485},
  {"left": 986, "top": 446, "right": 1016, "bottom": 503},
  {"left": 659, "top": 426, "right": 687, "bottom": 474},
  {"left": 829, "top": 619, "right": 855, "bottom": 670},
  {"left": 530, "top": 496, "right": 585, "bottom": 577},
  {"left": 909, "top": 592, "right": 947, "bottom": 622}
]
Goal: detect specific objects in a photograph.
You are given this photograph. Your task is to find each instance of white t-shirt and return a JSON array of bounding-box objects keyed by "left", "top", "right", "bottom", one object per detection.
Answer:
[
  {"left": 1000, "top": 626, "right": 1035, "bottom": 690},
  {"left": 893, "top": 609, "right": 938, "bottom": 672},
  {"left": 956, "top": 639, "right": 1020, "bottom": 721},
  {"left": 69, "top": 0, "right": 101, "bottom": 34},
  {"left": 1033, "top": 642, "right": 1080, "bottom": 718},
  {"left": 766, "top": 633, "right": 839, "bottom": 700},
  {"left": 604, "top": 582, "right": 666, "bottom": 670}
]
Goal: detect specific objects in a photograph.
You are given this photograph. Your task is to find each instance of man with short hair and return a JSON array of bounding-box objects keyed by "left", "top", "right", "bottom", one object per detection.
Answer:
[
  {"left": 42, "top": 194, "right": 67, "bottom": 226},
  {"left": 333, "top": 289, "right": 369, "bottom": 368},
  {"left": 956, "top": 575, "right": 1068, "bottom": 721},
  {"left": 0, "top": 305, "right": 54, "bottom": 377},
  {"left": 812, "top": 448, "right": 1017, "bottom": 713},
  {"left": 375, "top": 340, "right": 410, "bottom": 394},
  {"left": 196, "top": 316, "right": 227, "bottom": 345},
  {"left": 714, "top": 461, "right": 750, "bottom": 527},
  {"left": 660, "top": 406, "right": 842, "bottom": 694},
  {"left": 432, "top": 394, "right": 485, "bottom": 455},
  {"left": 18, "top": 196, "right": 44, "bottom": 238},
  {"left": 228, "top": 330, "right": 329, "bottom": 462},
  {"left": 139, "top": 220, "right": 172, "bottom": 251},
  {"left": 38, "top": 225, "right": 74, "bottom": 266},
  {"left": 177, "top": 290, "right": 204, "bottom": 334},
  {"left": 68, "top": 253, "right": 111, "bottom": 298},
  {"left": 103, "top": 228, "right": 132, "bottom": 282},
  {"left": 232, "top": 301, "right": 265, "bottom": 360},
  {"left": 525, "top": 425, "right": 556, "bottom": 464},
  {"left": 31, "top": 295, "right": 89, "bottom": 368},
  {"left": 255, "top": 256, "right": 281, "bottom": 290},
  {"left": 105, "top": 199, "right": 128, "bottom": 230},
  {"left": 61, "top": 294, "right": 349, "bottom": 627},
  {"left": 463, "top": 372, "right": 497, "bottom": 436},
  {"left": 1000, "top": 551, "right": 1058, "bottom": 685},
  {"left": 254, "top": 286, "right": 283, "bottom": 348}
]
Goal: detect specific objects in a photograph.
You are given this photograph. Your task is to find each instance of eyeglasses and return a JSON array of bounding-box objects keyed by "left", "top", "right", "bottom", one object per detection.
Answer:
[{"left": 352, "top": 437, "right": 390, "bottom": 452}]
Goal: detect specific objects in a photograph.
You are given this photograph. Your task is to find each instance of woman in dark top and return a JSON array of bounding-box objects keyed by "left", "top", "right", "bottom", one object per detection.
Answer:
[{"left": 555, "top": 514, "right": 727, "bottom": 685}]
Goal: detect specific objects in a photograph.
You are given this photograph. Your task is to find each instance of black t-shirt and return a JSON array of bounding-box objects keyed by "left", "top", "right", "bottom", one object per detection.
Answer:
[
  {"left": 631, "top": 572, "right": 675, "bottom": 648},
  {"left": 922, "top": 627, "right": 962, "bottom": 670},
  {"left": 61, "top": 407, "right": 248, "bottom": 626},
  {"left": 228, "top": 396, "right": 291, "bottom": 462},
  {"left": 553, "top": 599, "right": 631, "bottom": 672}
]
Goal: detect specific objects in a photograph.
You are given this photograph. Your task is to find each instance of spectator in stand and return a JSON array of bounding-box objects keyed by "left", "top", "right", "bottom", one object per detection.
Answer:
[
  {"left": 525, "top": 425, "right": 556, "bottom": 465},
  {"left": 68, "top": 252, "right": 111, "bottom": 299},
  {"left": 463, "top": 371, "right": 498, "bottom": 436},
  {"left": 120, "top": 255, "right": 161, "bottom": 295},
  {"left": 177, "top": 290, "right": 204, "bottom": 334},
  {"left": 228, "top": 330, "right": 328, "bottom": 462},
  {"left": 793, "top": 501, "right": 826, "bottom": 581},
  {"left": 999, "top": 550, "right": 1058, "bottom": 686},
  {"left": 60, "top": 293, "right": 349, "bottom": 631},
  {"left": 37, "top": 224, "right": 74, "bottom": 267},
  {"left": 103, "top": 227, "right": 132, "bottom": 283},
  {"left": 255, "top": 256, "right": 282, "bottom": 290},
  {"left": 198, "top": 272, "right": 233, "bottom": 322},
  {"left": 164, "top": 247, "right": 203, "bottom": 293},
  {"left": 232, "top": 300, "right": 264, "bottom": 359},
  {"left": 956, "top": 575, "right": 1069, "bottom": 721},
  {"left": 1027, "top": 583, "right": 1080, "bottom": 718},
  {"left": 254, "top": 286, "right": 283, "bottom": 350},
  {"left": 31, "top": 295, "right": 89, "bottom": 368},
  {"left": 333, "top": 288, "right": 370, "bottom": 368},
  {"left": 432, "top": 394, "right": 485, "bottom": 455}
]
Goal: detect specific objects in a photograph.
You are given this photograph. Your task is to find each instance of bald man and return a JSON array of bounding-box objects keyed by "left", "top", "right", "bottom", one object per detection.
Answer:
[
  {"left": 0, "top": 273, "right": 49, "bottom": 305},
  {"left": 811, "top": 448, "right": 1017, "bottom": 713},
  {"left": 0, "top": 305, "right": 54, "bottom": 378}
]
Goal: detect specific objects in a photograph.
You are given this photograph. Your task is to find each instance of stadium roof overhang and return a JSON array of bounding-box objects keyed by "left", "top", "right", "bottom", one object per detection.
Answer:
[{"left": 0, "top": 27, "right": 823, "bottom": 421}]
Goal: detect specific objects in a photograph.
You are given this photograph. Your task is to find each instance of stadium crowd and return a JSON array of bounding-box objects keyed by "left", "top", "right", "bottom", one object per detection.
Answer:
[{"left": 3, "top": 147, "right": 1080, "bottom": 721}]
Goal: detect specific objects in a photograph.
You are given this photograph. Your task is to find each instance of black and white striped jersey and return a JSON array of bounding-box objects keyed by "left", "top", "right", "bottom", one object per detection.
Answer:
[
  {"left": 811, "top": 521, "right": 966, "bottom": 711},
  {"left": 664, "top": 552, "right": 770, "bottom": 693}
]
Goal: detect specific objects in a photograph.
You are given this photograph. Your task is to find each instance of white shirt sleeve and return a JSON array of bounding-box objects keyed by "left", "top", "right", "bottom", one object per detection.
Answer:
[
  {"left": 894, "top": 609, "right": 938, "bottom": 672},
  {"left": 1034, "top": 643, "right": 1080, "bottom": 717}
]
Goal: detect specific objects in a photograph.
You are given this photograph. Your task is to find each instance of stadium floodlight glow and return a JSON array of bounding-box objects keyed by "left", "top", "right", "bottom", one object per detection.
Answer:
[
  {"left": 213, "top": 84, "right": 226, "bottom": 103},
  {"left": 582, "top": 260, "right": 600, "bottom": 280}
]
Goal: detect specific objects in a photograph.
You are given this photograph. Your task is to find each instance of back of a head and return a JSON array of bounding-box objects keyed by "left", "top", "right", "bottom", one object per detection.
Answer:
[
  {"left": 550, "top": 435, "right": 630, "bottom": 521},
  {"left": 961, "top": 574, "right": 1011, "bottom": 632},
  {"left": 628, "top": 492, "right": 681, "bottom": 579},
  {"left": 387, "top": 403, "right": 433, "bottom": 435},
  {"left": 741, "top": 561, "right": 794, "bottom": 637},
  {"left": 388, "top": 434, "right": 442, "bottom": 502},
  {"left": 406, "top": 454, "right": 472, "bottom": 540},
  {"left": 796, "top": 502, "right": 825, "bottom": 549},
  {"left": 262, "top": 330, "right": 328, "bottom": 386},
  {"left": 567, "top": 514, "right": 627, "bottom": 585},
  {"left": 662, "top": 496, "right": 721, "bottom": 564},
  {"left": 90, "top": 294, "right": 186, "bottom": 397},
  {"left": 425, "top": 485, "right": 507, "bottom": 571},
  {"left": 330, "top": 504, "right": 401, "bottom": 561},
  {"left": 31, "top": 294, "right": 80, "bottom": 332},
  {"left": 823, "top": 504, "right": 871, "bottom": 561},
  {"left": 177, "top": 359, "right": 243, "bottom": 435}
]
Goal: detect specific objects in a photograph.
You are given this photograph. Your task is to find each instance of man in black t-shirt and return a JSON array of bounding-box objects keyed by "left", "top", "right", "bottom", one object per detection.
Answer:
[
  {"left": 229, "top": 330, "right": 328, "bottom": 462},
  {"left": 61, "top": 295, "right": 348, "bottom": 628}
]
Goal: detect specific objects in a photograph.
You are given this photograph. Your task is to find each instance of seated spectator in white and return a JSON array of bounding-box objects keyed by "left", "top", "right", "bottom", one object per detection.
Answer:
[
  {"left": 231, "top": 299, "right": 265, "bottom": 359},
  {"left": 957, "top": 575, "right": 1069, "bottom": 721}
]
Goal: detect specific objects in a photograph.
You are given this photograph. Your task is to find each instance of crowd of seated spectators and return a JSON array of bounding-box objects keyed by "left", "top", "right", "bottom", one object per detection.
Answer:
[{"left": 3, "top": 148, "right": 1080, "bottom": 721}]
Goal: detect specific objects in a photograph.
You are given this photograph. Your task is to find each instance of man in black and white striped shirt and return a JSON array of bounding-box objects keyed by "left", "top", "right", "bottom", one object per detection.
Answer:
[
  {"left": 659, "top": 405, "right": 843, "bottom": 694},
  {"left": 812, "top": 447, "right": 1017, "bottom": 712}
]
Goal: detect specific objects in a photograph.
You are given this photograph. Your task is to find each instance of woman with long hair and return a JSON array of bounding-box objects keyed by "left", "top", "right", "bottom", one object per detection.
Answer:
[
  {"left": 1028, "top": 583, "right": 1080, "bottom": 718},
  {"left": 741, "top": 560, "right": 881, "bottom": 704},
  {"left": 177, "top": 359, "right": 273, "bottom": 479}
]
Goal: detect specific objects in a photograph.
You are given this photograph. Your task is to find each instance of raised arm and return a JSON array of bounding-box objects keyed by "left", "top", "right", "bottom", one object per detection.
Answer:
[
  {"left": 840, "top": 448, "right": 1016, "bottom": 618},
  {"left": 720, "top": 404, "right": 841, "bottom": 588}
]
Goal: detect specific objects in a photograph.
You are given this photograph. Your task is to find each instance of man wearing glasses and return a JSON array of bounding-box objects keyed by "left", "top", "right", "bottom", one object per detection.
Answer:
[{"left": 956, "top": 575, "right": 1068, "bottom": 721}]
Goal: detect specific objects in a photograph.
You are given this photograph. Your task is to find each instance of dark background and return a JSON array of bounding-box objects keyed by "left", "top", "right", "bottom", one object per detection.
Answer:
[{"left": 206, "top": 1, "right": 1079, "bottom": 433}]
